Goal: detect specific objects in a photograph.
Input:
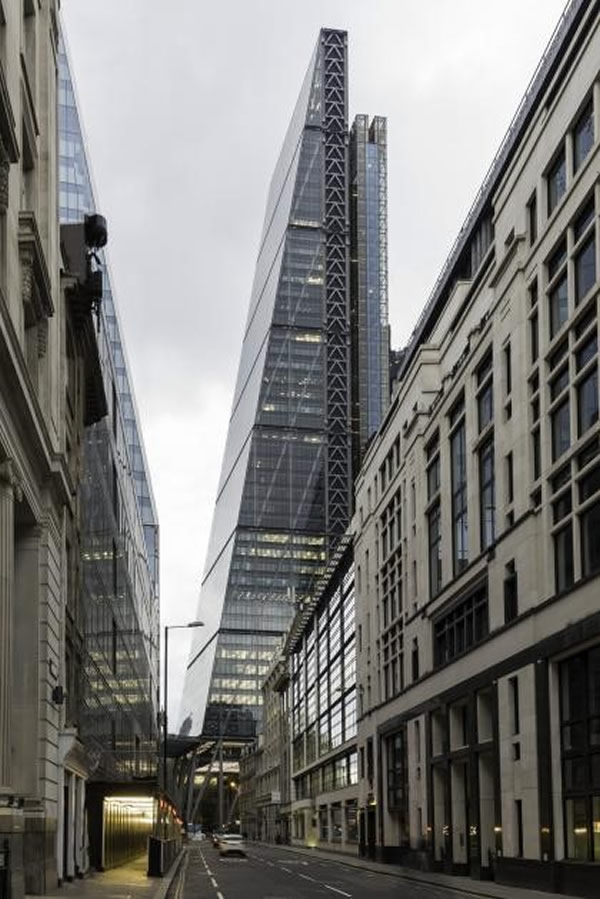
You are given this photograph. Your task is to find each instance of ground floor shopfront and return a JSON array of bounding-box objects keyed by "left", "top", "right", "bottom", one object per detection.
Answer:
[{"left": 359, "top": 610, "right": 600, "bottom": 898}]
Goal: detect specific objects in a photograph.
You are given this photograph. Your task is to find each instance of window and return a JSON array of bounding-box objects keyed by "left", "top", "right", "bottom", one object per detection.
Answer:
[
  {"left": 411, "top": 639, "right": 419, "bottom": 682},
  {"left": 476, "top": 352, "right": 494, "bottom": 432},
  {"left": 547, "top": 148, "right": 566, "bottom": 215},
  {"left": 345, "top": 800, "right": 358, "bottom": 842},
  {"left": 433, "top": 584, "right": 488, "bottom": 667},
  {"left": 552, "top": 399, "right": 571, "bottom": 461},
  {"left": 318, "top": 806, "right": 328, "bottom": 841},
  {"left": 426, "top": 431, "right": 440, "bottom": 501},
  {"left": 527, "top": 191, "right": 537, "bottom": 244},
  {"left": 573, "top": 98, "right": 594, "bottom": 173},
  {"left": 549, "top": 274, "right": 568, "bottom": 338},
  {"left": 581, "top": 500, "right": 600, "bottom": 577},
  {"left": 560, "top": 647, "right": 600, "bottom": 860},
  {"left": 387, "top": 731, "right": 407, "bottom": 811},
  {"left": 577, "top": 368, "right": 598, "bottom": 437},
  {"left": 554, "top": 522, "right": 574, "bottom": 592},
  {"left": 450, "top": 399, "right": 468, "bottom": 575},
  {"left": 515, "top": 800, "right": 524, "bottom": 858},
  {"left": 479, "top": 438, "right": 495, "bottom": 550},
  {"left": 530, "top": 311, "right": 539, "bottom": 363},
  {"left": 509, "top": 676, "right": 520, "bottom": 734},
  {"left": 504, "top": 560, "right": 518, "bottom": 622},
  {"left": 504, "top": 342, "right": 512, "bottom": 396},
  {"left": 506, "top": 452, "right": 514, "bottom": 504},
  {"left": 575, "top": 235, "right": 596, "bottom": 305},
  {"left": 428, "top": 503, "right": 442, "bottom": 598}
]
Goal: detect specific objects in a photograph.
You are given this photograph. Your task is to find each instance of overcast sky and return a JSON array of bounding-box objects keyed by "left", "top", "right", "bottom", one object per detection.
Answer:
[{"left": 61, "top": 0, "right": 569, "bottom": 722}]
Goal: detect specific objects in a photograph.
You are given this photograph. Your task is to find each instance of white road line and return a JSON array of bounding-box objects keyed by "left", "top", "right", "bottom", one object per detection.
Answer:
[
  {"left": 216, "top": 893, "right": 224, "bottom": 899},
  {"left": 299, "top": 873, "right": 316, "bottom": 881},
  {"left": 280, "top": 866, "right": 292, "bottom": 873},
  {"left": 210, "top": 876, "right": 218, "bottom": 888},
  {"left": 321, "top": 885, "right": 351, "bottom": 897}
]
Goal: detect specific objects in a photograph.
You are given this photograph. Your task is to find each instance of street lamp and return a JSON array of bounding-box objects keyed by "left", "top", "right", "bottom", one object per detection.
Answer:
[{"left": 162, "top": 620, "right": 204, "bottom": 832}]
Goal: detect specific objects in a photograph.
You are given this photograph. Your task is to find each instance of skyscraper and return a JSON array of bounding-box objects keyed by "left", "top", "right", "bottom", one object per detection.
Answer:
[
  {"left": 350, "top": 115, "right": 390, "bottom": 470},
  {"left": 179, "top": 29, "right": 387, "bottom": 743},
  {"left": 58, "top": 32, "right": 160, "bottom": 869}
]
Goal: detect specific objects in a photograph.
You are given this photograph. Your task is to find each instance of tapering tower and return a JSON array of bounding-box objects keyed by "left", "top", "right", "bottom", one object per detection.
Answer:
[{"left": 180, "top": 29, "right": 352, "bottom": 741}]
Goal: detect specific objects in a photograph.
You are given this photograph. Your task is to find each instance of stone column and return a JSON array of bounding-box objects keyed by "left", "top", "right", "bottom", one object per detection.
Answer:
[{"left": 0, "top": 459, "right": 20, "bottom": 792}]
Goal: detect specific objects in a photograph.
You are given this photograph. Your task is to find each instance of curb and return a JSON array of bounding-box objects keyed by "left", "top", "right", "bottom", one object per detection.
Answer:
[{"left": 151, "top": 848, "right": 186, "bottom": 899}]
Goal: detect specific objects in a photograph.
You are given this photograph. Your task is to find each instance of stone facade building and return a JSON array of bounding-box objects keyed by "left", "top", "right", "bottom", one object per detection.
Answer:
[
  {"left": 0, "top": 2, "right": 108, "bottom": 895},
  {"left": 355, "top": 1, "right": 600, "bottom": 895}
]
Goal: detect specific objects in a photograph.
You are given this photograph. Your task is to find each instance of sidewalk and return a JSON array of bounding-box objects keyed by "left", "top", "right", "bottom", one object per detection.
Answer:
[
  {"left": 26, "top": 851, "right": 184, "bottom": 899},
  {"left": 260, "top": 842, "right": 578, "bottom": 899}
]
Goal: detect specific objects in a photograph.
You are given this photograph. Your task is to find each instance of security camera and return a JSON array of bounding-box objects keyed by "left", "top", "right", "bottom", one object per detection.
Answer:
[{"left": 84, "top": 213, "right": 108, "bottom": 250}]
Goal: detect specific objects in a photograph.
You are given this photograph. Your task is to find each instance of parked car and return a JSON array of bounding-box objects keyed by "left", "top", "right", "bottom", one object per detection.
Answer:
[{"left": 218, "top": 833, "right": 246, "bottom": 857}]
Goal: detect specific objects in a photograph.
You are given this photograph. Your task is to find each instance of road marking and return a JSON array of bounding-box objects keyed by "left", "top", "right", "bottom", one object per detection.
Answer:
[
  {"left": 322, "top": 886, "right": 351, "bottom": 897},
  {"left": 216, "top": 893, "right": 224, "bottom": 899},
  {"left": 210, "top": 877, "right": 218, "bottom": 888},
  {"left": 299, "top": 873, "right": 316, "bottom": 882},
  {"left": 280, "top": 866, "right": 292, "bottom": 873}
]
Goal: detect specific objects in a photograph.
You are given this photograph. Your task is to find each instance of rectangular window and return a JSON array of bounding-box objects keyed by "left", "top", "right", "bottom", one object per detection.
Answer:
[
  {"left": 428, "top": 503, "right": 442, "bottom": 598},
  {"left": 527, "top": 191, "right": 537, "bottom": 244},
  {"left": 509, "top": 676, "right": 520, "bottom": 734},
  {"left": 577, "top": 368, "right": 599, "bottom": 437},
  {"left": 426, "top": 432, "right": 440, "bottom": 501},
  {"left": 581, "top": 500, "right": 600, "bottom": 577},
  {"left": 450, "top": 412, "right": 468, "bottom": 575},
  {"left": 575, "top": 234, "right": 596, "bottom": 305},
  {"left": 504, "top": 342, "right": 512, "bottom": 396},
  {"left": 573, "top": 98, "right": 594, "bottom": 173},
  {"left": 412, "top": 639, "right": 419, "bottom": 682},
  {"left": 515, "top": 800, "right": 524, "bottom": 858},
  {"left": 549, "top": 274, "right": 569, "bottom": 338},
  {"left": 387, "top": 731, "right": 407, "bottom": 811},
  {"left": 530, "top": 311, "right": 539, "bottom": 363},
  {"left": 552, "top": 399, "right": 571, "bottom": 461},
  {"left": 433, "top": 584, "right": 488, "bottom": 667},
  {"left": 547, "top": 148, "right": 566, "bottom": 215},
  {"left": 506, "top": 452, "right": 514, "bottom": 503},
  {"left": 504, "top": 561, "right": 518, "bottom": 622},
  {"left": 560, "top": 647, "right": 600, "bottom": 860},
  {"left": 551, "top": 365, "right": 569, "bottom": 401},
  {"left": 555, "top": 522, "right": 574, "bottom": 592},
  {"left": 477, "top": 352, "right": 494, "bottom": 432},
  {"left": 479, "top": 438, "right": 495, "bottom": 550}
]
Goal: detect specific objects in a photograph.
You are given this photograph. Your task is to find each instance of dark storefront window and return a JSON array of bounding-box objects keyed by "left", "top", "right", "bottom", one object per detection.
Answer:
[
  {"left": 387, "top": 730, "right": 407, "bottom": 811},
  {"left": 560, "top": 647, "right": 600, "bottom": 861}
]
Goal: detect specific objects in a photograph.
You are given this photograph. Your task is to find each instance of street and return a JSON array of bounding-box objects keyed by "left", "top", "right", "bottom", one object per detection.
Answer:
[{"left": 181, "top": 842, "right": 488, "bottom": 899}]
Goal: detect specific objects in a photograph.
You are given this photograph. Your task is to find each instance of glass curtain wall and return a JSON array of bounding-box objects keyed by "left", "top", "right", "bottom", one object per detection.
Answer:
[
  {"left": 180, "top": 29, "right": 352, "bottom": 741},
  {"left": 58, "top": 30, "right": 159, "bottom": 779}
]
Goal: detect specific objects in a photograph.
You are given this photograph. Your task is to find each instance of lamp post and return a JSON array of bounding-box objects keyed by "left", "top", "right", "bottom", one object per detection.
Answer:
[{"left": 162, "top": 620, "right": 204, "bottom": 835}]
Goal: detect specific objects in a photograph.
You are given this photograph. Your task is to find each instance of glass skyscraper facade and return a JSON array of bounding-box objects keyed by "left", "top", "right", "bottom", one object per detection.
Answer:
[
  {"left": 180, "top": 29, "right": 349, "bottom": 740},
  {"left": 58, "top": 32, "right": 159, "bottom": 800},
  {"left": 350, "top": 115, "right": 390, "bottom": 469},
  {"left": 179, "top": 29, "right": 388, "bottom": 744}
]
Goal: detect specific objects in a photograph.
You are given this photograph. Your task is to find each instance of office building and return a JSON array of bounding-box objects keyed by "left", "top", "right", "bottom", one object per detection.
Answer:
[
  {"left": 0, "top": 3, "right": 110, "bottom": 894},
  {"left": 354, "top": 1, "right": 600, "bottom": 895},
  {"left": 57, "top": 28, "right": 160, "bottom": 872},
  {"left": 179, "top": 29, "right": 388, "bottom": 759},
  {"left": 350, "top": 115, "right": 390, "bottom": 471}
]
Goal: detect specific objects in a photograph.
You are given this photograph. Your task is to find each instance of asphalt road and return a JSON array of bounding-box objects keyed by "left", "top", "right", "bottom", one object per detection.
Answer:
[{"left": 182, "top": 841, "right": 486, "bottom": 899}]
